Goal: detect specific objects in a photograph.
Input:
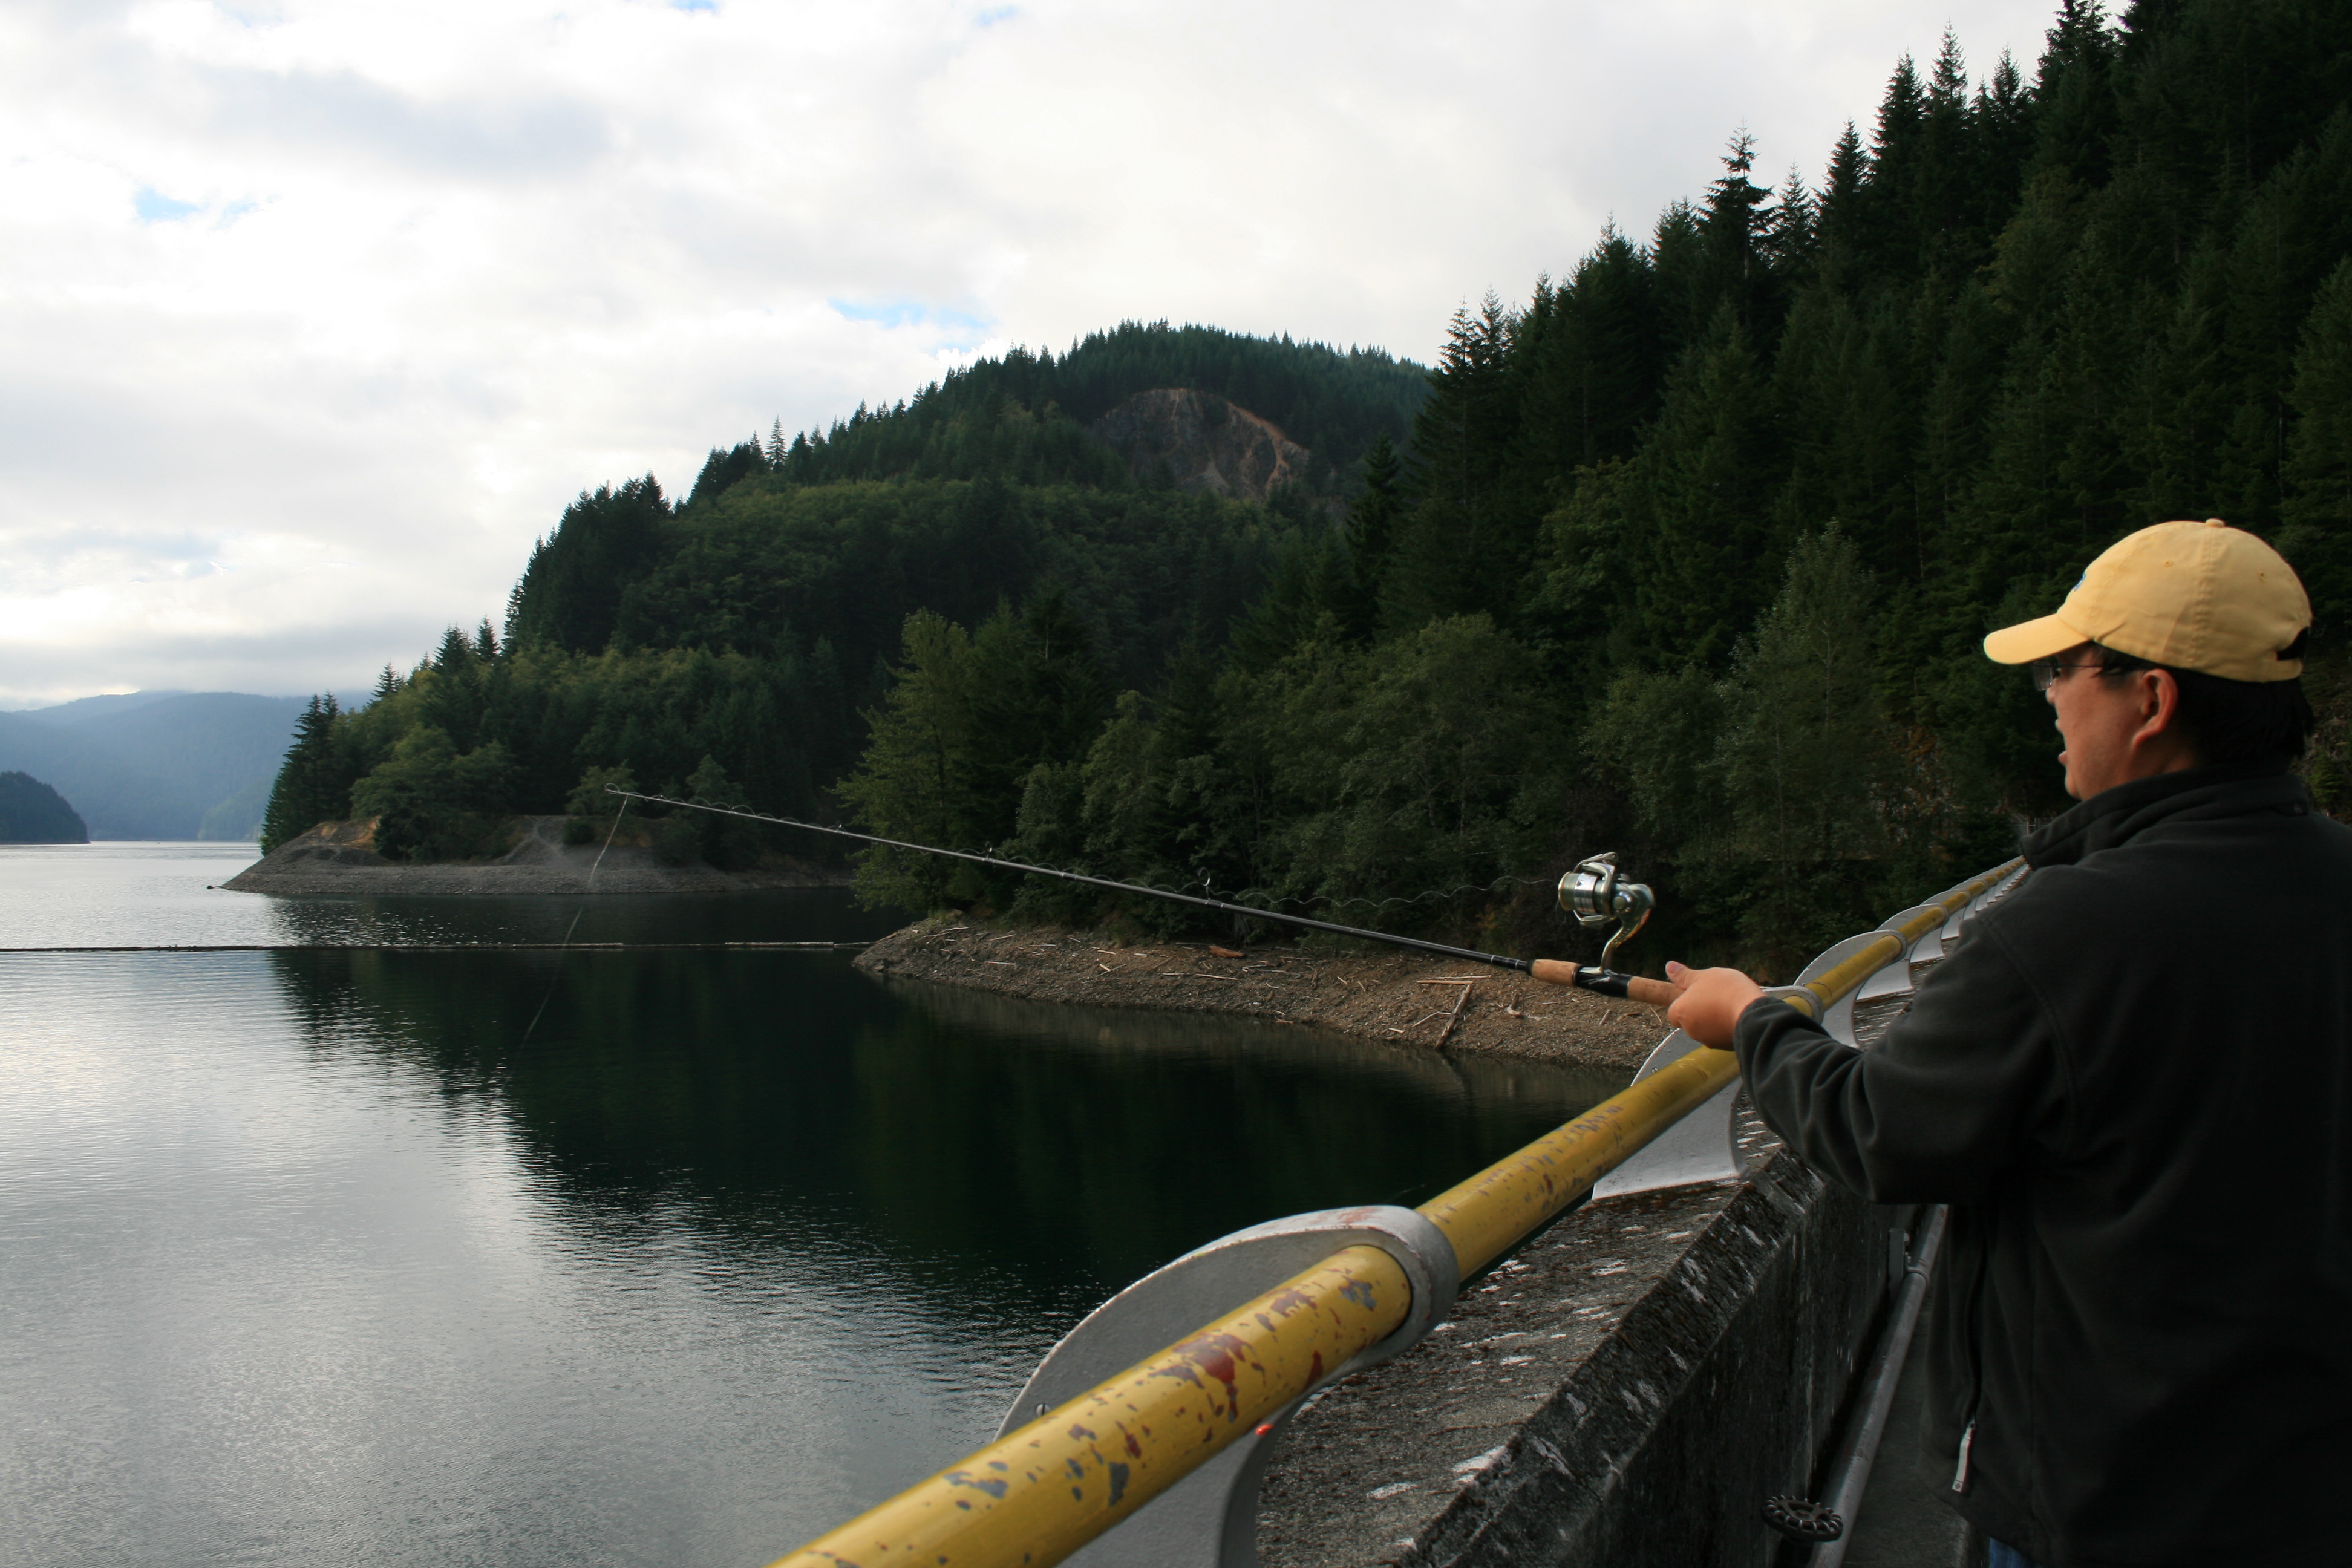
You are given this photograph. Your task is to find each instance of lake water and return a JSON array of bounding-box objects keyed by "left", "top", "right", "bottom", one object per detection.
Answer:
[{"left": 0, "top": 843, "right": 1623, "bottom": 1568}]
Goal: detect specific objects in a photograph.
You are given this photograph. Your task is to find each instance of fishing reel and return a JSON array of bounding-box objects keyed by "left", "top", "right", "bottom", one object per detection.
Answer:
[{"left": 1560, "top": 852, "right": 1655, "bottom": 972}]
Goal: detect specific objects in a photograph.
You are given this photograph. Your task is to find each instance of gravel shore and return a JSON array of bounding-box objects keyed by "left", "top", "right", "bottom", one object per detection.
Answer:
[{"left": 853, "top": 916, "right": 1671, "bottom": 1071}]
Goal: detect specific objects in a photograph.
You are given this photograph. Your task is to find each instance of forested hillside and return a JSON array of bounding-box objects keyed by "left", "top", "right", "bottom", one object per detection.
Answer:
[
  {"left": 269, "top": 0, "right": 2352, "bottom": 971},
  {"left": 260, "top": 324, "right": 1425, "bottom": 863},
  {"left": 683, "top": 321, "right": 1427, "bottom": 503},
  {"left": 844, "top": 0, "right": 2352, "bottom": 969},
  {"left": 0, "top": 772, "right": 88, "bottom": 844}
]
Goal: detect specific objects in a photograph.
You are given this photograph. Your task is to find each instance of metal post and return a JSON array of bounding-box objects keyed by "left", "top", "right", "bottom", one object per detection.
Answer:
[{"left": 1808, "top": 1207, "right": 1950, "bottom": 1568}]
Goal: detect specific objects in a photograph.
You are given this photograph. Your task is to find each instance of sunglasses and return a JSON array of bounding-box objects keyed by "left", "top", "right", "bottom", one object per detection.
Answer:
[{"left": 2030, "top": 658, "right": 2105, "bottom": 692}]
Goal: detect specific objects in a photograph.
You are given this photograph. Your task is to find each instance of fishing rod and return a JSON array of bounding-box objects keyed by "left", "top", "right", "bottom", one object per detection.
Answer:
[{"left": 609, "top": 789, "right": 1681, "bottom": 1008}]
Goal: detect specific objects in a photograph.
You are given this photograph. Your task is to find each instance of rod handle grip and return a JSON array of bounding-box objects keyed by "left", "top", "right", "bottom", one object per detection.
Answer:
[
  {"left": 1529, "top": 959, "right": 1681, "bottom": 1010},
  {"left": 1621, "top": 975, "right": 1682, "bottom": 1009}
]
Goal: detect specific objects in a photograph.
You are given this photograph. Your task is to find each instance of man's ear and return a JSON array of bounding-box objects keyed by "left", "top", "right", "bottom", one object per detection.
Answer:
[{"left": 2135, "top": 668, "right": 2187, "bottom": 748}]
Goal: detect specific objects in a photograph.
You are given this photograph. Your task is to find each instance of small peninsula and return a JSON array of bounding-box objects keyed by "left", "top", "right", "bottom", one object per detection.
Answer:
[{"left": 223, "top": 815, "right": 845, "bottom": 895}]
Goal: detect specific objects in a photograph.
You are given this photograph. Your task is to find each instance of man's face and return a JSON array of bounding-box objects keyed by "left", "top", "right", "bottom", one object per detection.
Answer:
[{"left": 2045, "top": 652, "right": 2189, "bottom": 799}]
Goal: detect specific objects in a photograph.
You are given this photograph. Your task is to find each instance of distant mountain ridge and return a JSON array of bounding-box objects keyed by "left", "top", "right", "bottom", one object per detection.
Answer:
[
  {"left": 0, "top": 692, "right": 350, "bottom": 840},
  {"left": 0, "top": 771, "right": 88, "bottom": 844},
  {"left": 18, "top": 690, "right": 189, "bottom": 724}
]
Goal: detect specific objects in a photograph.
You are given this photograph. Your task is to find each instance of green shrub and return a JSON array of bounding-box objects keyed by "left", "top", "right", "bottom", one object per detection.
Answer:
[
  {"left": 655, "top": 815, "right": 702, "bottom": 867},
  {"left": 348, "top": 728, "right": 515, "bottom": 863}
]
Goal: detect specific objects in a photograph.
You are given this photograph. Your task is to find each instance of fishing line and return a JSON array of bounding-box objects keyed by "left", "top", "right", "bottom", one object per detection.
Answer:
[
  {"left": 521, "top": 797, "right": 630, "bottom": 1044},
  {"left": 1249, "top": 874, "right": 1556, "bottom": 918},
  {"left": 609, "top": 788, "right": 1665, "bottom": 1001},
  {"left": 615, "top": 794, "right": 1546, "bottom": 924}
]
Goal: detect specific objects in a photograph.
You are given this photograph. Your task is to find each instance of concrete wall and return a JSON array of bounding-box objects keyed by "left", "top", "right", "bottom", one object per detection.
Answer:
[
  {"left": 1258, "top": 1142, "right": 1901, "bottom": 1567},
  {"left": 1418, "top": 1153, "right": 1890, "bottom": 1566}
]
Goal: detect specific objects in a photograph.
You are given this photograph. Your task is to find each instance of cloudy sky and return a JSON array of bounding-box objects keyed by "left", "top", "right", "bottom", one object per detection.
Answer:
[{"left": 0, "top": 0, "right": 2061, "bottom": 707}]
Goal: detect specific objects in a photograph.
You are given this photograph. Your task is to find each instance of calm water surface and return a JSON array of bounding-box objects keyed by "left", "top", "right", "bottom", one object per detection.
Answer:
[{"left": 0, "top": 844, "right": 1621, "bottom": 1567}]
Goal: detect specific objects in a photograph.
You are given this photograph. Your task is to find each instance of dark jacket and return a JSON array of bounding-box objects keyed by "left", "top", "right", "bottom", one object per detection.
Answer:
[{"left": 1734, "top": 760, "right": 2352, "bottom": 1568}]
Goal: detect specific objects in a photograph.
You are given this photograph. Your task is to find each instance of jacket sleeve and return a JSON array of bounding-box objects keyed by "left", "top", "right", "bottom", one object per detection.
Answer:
[{"left": 1732, "top": 920, "right": 2071, "bottom": 1205}]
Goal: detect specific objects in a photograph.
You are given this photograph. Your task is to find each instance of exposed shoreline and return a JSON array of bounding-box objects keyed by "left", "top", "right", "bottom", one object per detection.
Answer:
[
  {"left": 220, "top": 816, "right": 849, "bottom": 897},
  {"left": 852, "top": 916, "right": 1670, "bottom": 1071}
]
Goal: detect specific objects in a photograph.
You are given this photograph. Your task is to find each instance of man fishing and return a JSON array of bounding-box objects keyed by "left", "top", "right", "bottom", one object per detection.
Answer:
[{"left": 1664, "top": 520, "right": 2351, "bottom": 1567}]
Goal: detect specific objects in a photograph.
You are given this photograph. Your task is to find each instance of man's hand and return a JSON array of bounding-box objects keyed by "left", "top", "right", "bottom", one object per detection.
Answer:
[{"left": 1664, "top": 961, "right": 1764, "bottom": 1049}]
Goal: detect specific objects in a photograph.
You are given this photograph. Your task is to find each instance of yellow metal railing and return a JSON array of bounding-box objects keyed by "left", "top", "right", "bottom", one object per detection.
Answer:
[
  {"left": 1788, "top": 861, "right": 2024, "bottom": 1022},
  {"left": 769, "top": 859, "right": 2024, "bottom": 1568}
]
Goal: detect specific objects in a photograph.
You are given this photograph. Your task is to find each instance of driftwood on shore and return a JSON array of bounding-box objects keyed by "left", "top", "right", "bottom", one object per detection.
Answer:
[
  {"left": 220, "top": 816, "right": 849, "bottom": 897},
  {"left": 854, "top": 916, "right": 1670, "bottom": 1071}
]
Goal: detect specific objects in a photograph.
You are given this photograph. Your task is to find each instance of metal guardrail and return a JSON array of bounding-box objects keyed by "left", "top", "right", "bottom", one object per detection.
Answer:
[{"left": 769, "top": 858, "right": 2027, "bottom": 1568}]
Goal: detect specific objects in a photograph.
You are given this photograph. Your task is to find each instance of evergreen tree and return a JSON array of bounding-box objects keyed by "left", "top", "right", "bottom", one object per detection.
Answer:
[
  {"left": 2282, "top": 258, "right": 2352, "bottom": 636},
  {"left": 1228, "top": 536, "right": 1347, "bottom": 670},
  {"left": 1386, "top": 296, "right": 1526, "bottom": 629},
  {"left": 259, "top": 695, "right": 351, "bottom": 853},
  {"left": 417, "top": 627, "right": 486, "bottom": 751},
  {"left": 1771, "top": 289, "right": 1923, "bottom": 581},
  {"left": 1629, "top": 307, "right": 1780, "bottom": 664},
  {"left": 1710, "top": 529, "right": 1902, "bottom": 961},
  {"left": 1339, "top": 434, "right": 1405, "bottom": 637},
  {"left": 504, "top": 477, "right": 670, "bottom": 653},
  {"left": 837, "top": 592, "right": 1111, "bottom": 909},
  {"left": 1650, "top": 201, "right": 1712, "bottom": 355},
  {"left": 1815, "top": 123, "right": 1869, "bottom": 291},
  {"left": 1915, "top": 29, "right": 1978, "bottom": 275},
  {"left": 1763, "top": 168, "right": 1818, "bottom": 274},
  {"left": 1408, "top": 296, "right": 1519, "bottom": 510},
  {"left": 1517, "top": 230, "right": 1665, "bottom": 471},
  {"left": 1702, "top": 130, "right": 1775, "bottom": 328},
  {"left": 684, "top": 438, "right": 767, "bottom": 512},
  {"left": 1970, "top": 51, "right": 2035, "bottom": 238},
  {"left": 1863, "top": 54, "right": 1929, "bottom": 274},
  {"left": 2033, "top": 0, "right": 2123, "bottom": 187},
  {"left": 681, "top": 754, "right": 762, "bottom": 868}
]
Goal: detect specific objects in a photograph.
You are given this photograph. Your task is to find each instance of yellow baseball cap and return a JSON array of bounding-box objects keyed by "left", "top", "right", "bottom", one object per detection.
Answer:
[{"left": 1982, "top": 519, "right": 2311, "bottom": 682}]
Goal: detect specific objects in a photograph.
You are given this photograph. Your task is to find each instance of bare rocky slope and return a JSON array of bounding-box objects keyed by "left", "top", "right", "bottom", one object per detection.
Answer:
[{"left": 1089, "top": 387, "right": 1312, "bottom": 502}]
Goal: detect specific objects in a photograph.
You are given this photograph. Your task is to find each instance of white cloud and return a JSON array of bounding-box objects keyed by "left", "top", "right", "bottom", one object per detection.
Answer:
[{"left": 0, "top": 0, "right": 2062, "bottom": 705}]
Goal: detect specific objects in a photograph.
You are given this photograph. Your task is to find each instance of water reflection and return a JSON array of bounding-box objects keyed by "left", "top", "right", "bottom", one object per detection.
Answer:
[
  {"left": 2, "top": 864, "right": 1624, "bottom": 1567},
  {"left": 851, "top": 978, "right": 1624, "bottom": 1289},
  {"left": 255, "top": 886, "right": 902, "bottom": 948},
  {"left": 266, "top": 947, "right": 1622, "bottom": 1313}
]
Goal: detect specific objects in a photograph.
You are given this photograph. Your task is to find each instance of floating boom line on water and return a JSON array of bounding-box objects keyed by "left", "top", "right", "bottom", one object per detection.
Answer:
[{"left": 607, "top": 788, "right": 1679, "bottom": 1007}]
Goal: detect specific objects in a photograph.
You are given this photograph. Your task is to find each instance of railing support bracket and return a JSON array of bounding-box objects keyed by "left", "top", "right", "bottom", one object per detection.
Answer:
[
  {"left": 995, "top": 1206, "right": 1459, "bottom": 1568},
  {"left": 1592, "top": 1029, "right": 1745, "bottom": 1198}
]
